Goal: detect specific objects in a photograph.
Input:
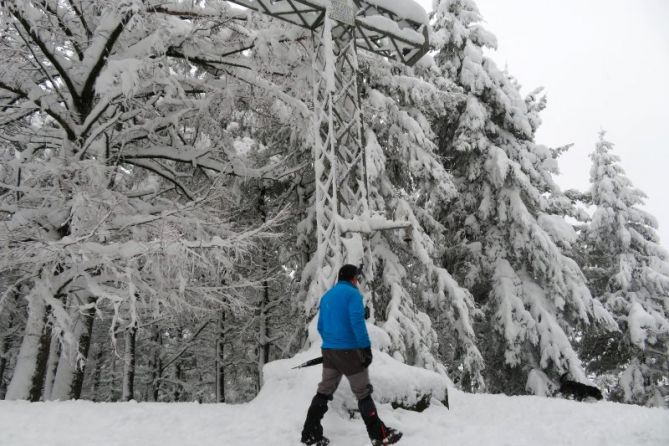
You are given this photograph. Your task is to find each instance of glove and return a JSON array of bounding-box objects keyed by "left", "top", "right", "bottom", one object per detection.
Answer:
[{"left": 360, "top": 347, "right": 373, "bottom": 368}]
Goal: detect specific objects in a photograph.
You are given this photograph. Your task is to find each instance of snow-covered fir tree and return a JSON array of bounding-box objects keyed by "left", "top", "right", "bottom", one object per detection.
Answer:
[
  {"left": 580, "top": 132, "right": 669, "bottom": 406},
  {"left": 358, "top": 54, "right": 484, "bottom": 383},
  {"left": 430, "top": 0, "right": 615, "bottom": 394}
]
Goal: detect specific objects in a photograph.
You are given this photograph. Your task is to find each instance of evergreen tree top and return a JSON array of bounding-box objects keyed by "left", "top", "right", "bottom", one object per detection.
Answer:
[{"left": 589, "top": 132, "right": 649, "bottom": 212}]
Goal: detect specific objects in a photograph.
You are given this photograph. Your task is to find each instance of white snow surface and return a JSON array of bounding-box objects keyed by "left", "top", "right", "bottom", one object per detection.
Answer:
[
  {"left": 538, "top": 213, "right": 579, "bottom": 246},
  {"left": 365, "top": 0, "right": 429, "bottom": 25},
  {"left": 1, "top": 348, "right": 667, "bottom": 446},
  {"left": 358, "top": 15, "right": 425, "bottom": 44}
]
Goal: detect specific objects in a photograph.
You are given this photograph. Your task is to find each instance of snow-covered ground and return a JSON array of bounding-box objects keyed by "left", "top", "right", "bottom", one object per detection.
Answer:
[{"left": 2, "top": 349, "right": 668, "bottom": 446}]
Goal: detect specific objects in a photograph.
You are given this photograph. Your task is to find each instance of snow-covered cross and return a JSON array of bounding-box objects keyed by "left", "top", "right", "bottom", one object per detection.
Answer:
[{"left": 226, "top": 0, "right": 430, "bottom": 308}]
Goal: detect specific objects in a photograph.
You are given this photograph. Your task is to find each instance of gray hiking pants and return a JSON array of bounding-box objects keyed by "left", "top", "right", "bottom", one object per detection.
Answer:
[{"left": 316, "top": 348, "right": 372, "bottom": 400}]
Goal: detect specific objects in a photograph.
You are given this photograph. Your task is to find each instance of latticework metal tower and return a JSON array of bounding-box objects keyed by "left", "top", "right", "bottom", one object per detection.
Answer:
[{"left": 226, "top": 0, "right": 430, "bottom": 309}]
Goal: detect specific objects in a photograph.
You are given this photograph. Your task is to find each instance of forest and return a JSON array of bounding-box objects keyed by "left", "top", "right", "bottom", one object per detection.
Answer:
[{"left": 0, "top": 0, "right": 667, "bottom": 409}]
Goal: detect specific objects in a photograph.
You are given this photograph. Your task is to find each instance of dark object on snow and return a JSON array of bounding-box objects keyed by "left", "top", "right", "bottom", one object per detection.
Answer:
[
  {"left": 389, "top": 387, "right": 449, "bottom": 412},
  {"left": 293, "top": 357, "right": 324, "bottom": 369},
  {"left": 301, "top": 393, "right": 331, "bottom": 445},
  {"left": 359, "top": 395, "right": 403, "bottom": 446},
  {"left": 557, "top": 373, "right": 603, "bottom": 401},
  {"left": 391, "top": 393, "right": 431, "bottom": 413}
]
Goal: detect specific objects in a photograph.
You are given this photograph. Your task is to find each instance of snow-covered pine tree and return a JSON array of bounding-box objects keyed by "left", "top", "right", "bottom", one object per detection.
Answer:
[
  {"left": 581, "top": 132, "right": 669, "bottom": 406},
  {"left": 430, "top": 0, "right": 615, "bottom": 394},
  {"left": 359, "top": 54, "right": 484, "bottom": 387}
]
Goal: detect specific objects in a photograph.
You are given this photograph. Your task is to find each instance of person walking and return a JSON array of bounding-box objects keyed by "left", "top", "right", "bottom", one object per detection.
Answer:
[{"left": 300, "top": 264, "right": 402, "bottom": 446}]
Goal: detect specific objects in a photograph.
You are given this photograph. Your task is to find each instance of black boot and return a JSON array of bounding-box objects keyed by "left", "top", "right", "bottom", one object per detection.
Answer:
[
  {"left": 301, "top": 393, "right": 331, "bottom": 445},
  {"left": 358, "top": 396, "right": 403, "bottom": 446}
]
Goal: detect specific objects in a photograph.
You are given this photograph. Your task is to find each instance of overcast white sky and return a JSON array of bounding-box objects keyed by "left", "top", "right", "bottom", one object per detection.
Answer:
[{"left": 415, "top": 0, "right": 669, "bottom": 247}]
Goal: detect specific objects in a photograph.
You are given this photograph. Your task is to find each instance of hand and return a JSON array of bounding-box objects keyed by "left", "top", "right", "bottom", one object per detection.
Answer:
[{"left": 360, "top": 347, "right": 373, "bottom": 368}]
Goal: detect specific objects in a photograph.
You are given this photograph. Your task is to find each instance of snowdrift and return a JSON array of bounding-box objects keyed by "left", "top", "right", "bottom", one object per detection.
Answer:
[
  {"left": 266, "top": 346, "right": 450, "bottom": 414},
  {"left": 1, "top": 352, "right": 668, "bottom": 446}
]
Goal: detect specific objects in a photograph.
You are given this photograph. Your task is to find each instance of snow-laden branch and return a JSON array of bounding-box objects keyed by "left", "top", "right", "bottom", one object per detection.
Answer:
[
  {"left": 39, "top": 0, "right": 85, "bottom": 60},
  {"left": 216, "top": 68, "right": 310, "bottom": 121},
  {"left": 5, "top": 1, "right": 78, "bottom": 99},
  {"left": 147, "top": 2, "right": 246, "bottom": 20},
  {"left": 159, "top": 319, "right": 213, "bottom": 372},
  {"left": 124, "top": 158, "right": 196, "bottom": 200},
  {"left": 122, "top": 144, "right": 303, "bottom": 182},
  {"left": 0, "top": 73, "right": 75, "bottom": 139},
  {"left": 78, "top": 7, "right": 134, "bottom": 113},
  {"left": 64, "top": 0, "right": 91, "bottom": 39},
  {"left": 337, "top": 213, "right": 411, "bottom": 234}
]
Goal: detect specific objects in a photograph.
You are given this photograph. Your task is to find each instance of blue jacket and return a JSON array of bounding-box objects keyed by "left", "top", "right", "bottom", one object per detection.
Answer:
[{"left": 318, "top": 281, "right": 371, "bottom": 349}]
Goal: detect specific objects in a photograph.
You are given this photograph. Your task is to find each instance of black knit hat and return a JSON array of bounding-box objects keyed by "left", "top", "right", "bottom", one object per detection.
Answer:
[{"left": 338, "top": 264, "right": 360, "bottom": 282}]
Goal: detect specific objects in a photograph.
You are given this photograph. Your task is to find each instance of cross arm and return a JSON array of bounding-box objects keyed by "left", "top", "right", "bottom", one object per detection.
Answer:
[{"left": 226, "top": 0, "right": 429, "bottom": 66}]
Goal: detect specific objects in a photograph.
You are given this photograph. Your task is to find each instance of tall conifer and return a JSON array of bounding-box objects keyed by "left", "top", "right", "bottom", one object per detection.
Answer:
[
  {"left": 431, "top": 0, "right": 615, "bottom": 394},
  {"left": 582, "top": 133, "right": 669, "bottom": 406}
]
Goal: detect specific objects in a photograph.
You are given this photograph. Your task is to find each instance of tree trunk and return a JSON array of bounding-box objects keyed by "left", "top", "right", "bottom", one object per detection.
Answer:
[
  {"left": 0, "top": 340, "right": 8, "bottom": 400},
  {"left": 0, "top": 308, "right": 16, "bottom": 399},
  {"left": 149, "top": 329, "right": 162, "bottom": 402},
  {"left": 90, "top": 345, "right": 104, "bottom": 402},
  {"left": 42, "top": 335, "right": 61, "bottom": 400},
  {"left": 5, "top": 293, "right": 51, "bottom": 401},
  {"left": 257, "top": 278, "right": 270, "bottom": 391},
  {"left": 70, "top": 299, "right": 96, "bottom": 398},
  {"left": 256, "top": 183, "right": 271, "bottom": 391},
  {"left": 121, "top": 325, "right": 137, "bottom": 401},
  {"left": 110, "top": 346, "right": 120, "bottom": 402},
  {"left": 173, "top": 361, "right": 183, "bottom": 401},
  {"left": 215, "top": 310, "right": 226, "bottom": 403},
  {"left": 51, "top": 296, "right": 96, "bottom": 400}
]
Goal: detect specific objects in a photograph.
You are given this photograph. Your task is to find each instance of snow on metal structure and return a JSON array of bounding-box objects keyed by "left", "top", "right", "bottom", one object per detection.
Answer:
[
  {"left": 227, "top": 1, "right": 429, "bottom": 66},
  {"left": 227, "top": 0, "right": 430, "bottom": 307}
]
